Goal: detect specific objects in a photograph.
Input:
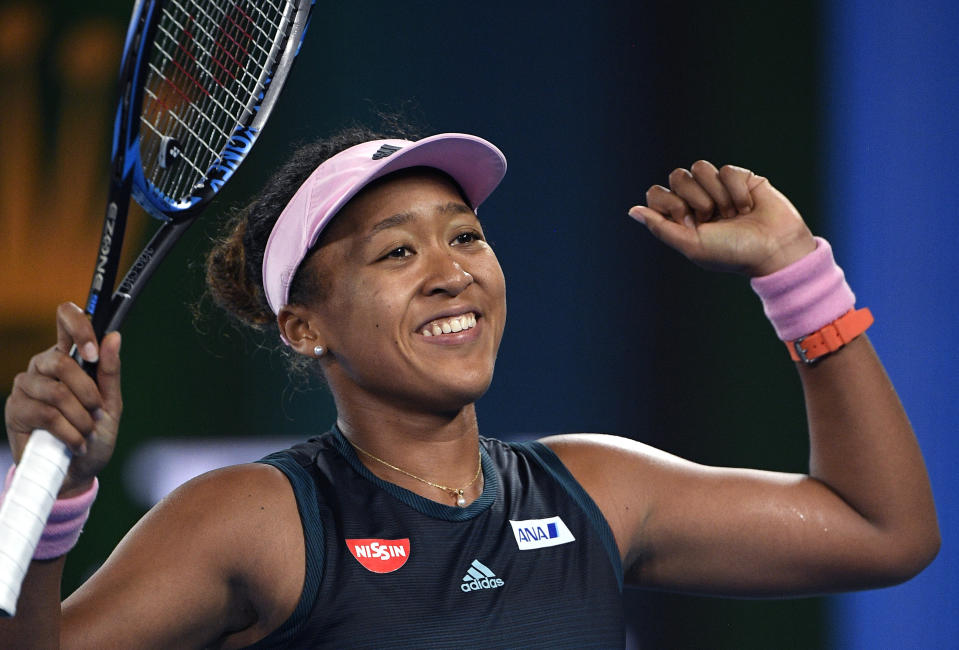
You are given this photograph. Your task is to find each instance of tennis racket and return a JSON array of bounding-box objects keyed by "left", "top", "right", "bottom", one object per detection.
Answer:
[{"left": 0, "top": 0, "right": 314, "bottom": 616}]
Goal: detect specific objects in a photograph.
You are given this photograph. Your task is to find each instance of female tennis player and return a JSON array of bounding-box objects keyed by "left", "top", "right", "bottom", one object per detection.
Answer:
[{"left": 3, "top": 128, "right": 939, "bottom": 647}]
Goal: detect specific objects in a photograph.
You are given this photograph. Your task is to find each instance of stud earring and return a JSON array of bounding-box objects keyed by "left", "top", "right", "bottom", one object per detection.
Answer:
[{"left": 313, "top": 345, "right": 325, "bottom": 358}]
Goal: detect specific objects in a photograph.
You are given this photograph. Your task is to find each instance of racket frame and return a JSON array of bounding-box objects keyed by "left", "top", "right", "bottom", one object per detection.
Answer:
[{"left": 0, "top": 0, "right": 315, "bottom": 617}]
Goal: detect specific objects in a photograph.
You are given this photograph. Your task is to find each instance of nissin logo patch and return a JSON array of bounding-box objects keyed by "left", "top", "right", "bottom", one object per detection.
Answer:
[
  {"left": 346, "top": 538, "right": 411, "bottom": 573},
  {"left": 509, "top": 516, "right": 575, "bottom": 550}
]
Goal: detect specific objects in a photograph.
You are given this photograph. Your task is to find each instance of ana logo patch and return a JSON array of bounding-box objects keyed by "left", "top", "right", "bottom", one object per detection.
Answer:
[
  {"left": 346, "top": 538, "right": 411, "bottom": 573},
  {"left": 509, "top": 516, "right": 575, "bottom": 550}
]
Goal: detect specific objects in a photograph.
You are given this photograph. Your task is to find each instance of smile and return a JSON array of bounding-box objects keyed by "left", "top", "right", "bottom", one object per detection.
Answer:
[{"left": 420, "top": 312, "right": 477, "bottom": 337}]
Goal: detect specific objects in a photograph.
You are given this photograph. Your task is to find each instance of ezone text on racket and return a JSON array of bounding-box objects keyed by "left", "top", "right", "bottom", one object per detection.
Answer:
[{"left": 89, "top": 204, "right": 118, "bottom": 311}]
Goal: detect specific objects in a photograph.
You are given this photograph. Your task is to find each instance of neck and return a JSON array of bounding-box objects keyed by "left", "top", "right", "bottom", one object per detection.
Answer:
[{"left": 334, "top": 396, "right": 483, "bottom": 506}]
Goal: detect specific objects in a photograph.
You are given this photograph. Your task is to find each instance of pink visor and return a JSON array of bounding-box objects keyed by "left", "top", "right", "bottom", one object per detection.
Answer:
[{"left": 262, "top": 133, "right": 507, "bottom": 316}]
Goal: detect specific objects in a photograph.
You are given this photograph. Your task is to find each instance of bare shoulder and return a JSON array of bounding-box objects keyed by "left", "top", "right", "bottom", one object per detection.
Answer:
[
  {"left": 148, "top": 462, "right": 298, "bottom": 534},
  {"left": 537, "top": 433, "right": 757, "bottom": 570},
  {"left": 63, "top": 462, "right": 304, "bottom": 648},
  {"left": 118, "top": 462, "right": 302, "bottom": 572},
  {"left": 538, "top": 432, "right": 694, "bottom": 484},
  {"left": 535, "top": 434, "right": 677, "bottom": 563}
]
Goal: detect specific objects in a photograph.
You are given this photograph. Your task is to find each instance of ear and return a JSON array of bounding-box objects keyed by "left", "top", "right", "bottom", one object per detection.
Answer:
[{"left": 277, "top": 304, "right": 325, "bottom": 357}]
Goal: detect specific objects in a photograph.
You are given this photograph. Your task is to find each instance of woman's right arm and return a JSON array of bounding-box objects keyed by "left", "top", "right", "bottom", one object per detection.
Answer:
[
  {"left": 5, "top": 302, "right": 123, "bottom": 496},
  {"left": 2, "top": 304, "right": 304, "bottom": 648},
  {"left": 2, "top": 302, "right": 121, "bottom": 645},
  {"left": 60, "top": 463, "right": 304, "bottom": 649}
]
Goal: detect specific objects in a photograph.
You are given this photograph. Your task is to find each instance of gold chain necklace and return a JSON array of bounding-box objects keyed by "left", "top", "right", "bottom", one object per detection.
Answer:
[{"left": 347, "top": 439, "right": 482, "bottom": 507}]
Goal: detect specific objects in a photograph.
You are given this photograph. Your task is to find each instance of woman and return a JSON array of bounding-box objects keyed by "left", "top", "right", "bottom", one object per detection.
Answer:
[{"left": 2, "top": 128, "right": 939, "bottom": 647}]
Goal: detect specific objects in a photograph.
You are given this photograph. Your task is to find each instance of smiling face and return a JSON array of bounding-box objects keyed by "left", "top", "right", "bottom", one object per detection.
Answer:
[{"left": 281, "top": 168, "right": 507, "bottom": 415}]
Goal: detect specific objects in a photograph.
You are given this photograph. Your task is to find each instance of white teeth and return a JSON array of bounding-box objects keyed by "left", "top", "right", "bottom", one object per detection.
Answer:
[{"left": 420, "top": 312, "right": 478, "bottom": 337}]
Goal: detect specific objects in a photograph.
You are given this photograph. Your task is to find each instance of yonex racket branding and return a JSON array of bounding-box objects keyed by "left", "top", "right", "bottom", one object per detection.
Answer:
[
  {"left": 158, "top": 137, "right": 182, "bottom": 169},
  {"left": 346, "top": 538, "right": 411, "bottom": 573},
  {"left": 201, "top": 125, "right": 258, "bottom": 195},
  {"left": 509, "top": 516, "right": 575, "bottom": 550}
]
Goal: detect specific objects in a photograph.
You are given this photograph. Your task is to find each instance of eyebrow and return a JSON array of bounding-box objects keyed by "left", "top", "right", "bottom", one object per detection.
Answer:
[{"left": 363, "top": 202, "right": 474, "bottom": 243}]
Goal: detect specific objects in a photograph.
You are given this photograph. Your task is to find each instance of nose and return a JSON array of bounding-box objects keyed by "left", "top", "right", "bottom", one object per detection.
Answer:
[{"left": 422, "top": 250, "right": 473, "bottom": 297}]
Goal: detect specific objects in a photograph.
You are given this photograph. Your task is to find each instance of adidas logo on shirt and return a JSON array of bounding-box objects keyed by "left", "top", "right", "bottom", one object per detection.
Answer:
[{"left": 460, "top": 559, "right": 505, "bottom": 593}]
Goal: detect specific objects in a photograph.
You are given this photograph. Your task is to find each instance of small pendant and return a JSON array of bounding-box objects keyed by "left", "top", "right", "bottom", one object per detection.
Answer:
[{"left": 455, "top": 490, "right": 466, "bottom": 507}]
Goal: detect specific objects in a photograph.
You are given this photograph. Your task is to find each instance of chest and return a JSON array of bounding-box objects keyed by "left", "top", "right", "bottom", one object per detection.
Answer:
[{"left": 308, "top": 478, "right": 624, "bottom": 647}]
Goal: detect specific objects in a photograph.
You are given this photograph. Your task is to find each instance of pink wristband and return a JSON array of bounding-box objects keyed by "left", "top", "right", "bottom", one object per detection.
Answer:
[
  {"left": 2, "top": 465, "right": 99, "bottom": 560},
  {"left": 749, "top": 237, "right": 855, "bottom": 341}
]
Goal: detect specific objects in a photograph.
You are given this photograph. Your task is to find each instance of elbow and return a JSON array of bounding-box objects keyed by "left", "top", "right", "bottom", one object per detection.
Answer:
[
  {"left": 870, "top": 522, "right": 941, "bottom": 587},
  {"left": 902, "top": 525, "right": 941, "bottom": 579},
  {"left": 899, "top": 508, "right": 942, "bottom": 581}
]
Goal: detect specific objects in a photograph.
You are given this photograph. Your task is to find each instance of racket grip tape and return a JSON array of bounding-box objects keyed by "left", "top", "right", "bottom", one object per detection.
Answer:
[{"left": 0, "top": 430, "right": 71, "bottom": 617}]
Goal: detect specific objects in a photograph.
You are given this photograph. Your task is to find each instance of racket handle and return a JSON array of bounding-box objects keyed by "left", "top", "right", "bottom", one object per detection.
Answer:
[{"left": 0, "top": 430, "right": 71, "bottom": 617}]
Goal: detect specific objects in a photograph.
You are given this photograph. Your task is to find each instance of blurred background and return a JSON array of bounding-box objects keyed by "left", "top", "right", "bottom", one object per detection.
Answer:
[{"left": 1, "top": 0, "right": 956, "bottom": 647}]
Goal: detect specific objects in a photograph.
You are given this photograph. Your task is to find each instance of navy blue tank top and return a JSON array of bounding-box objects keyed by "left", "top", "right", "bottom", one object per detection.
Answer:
[{"left": 249, "top": 427, "right": 624, "bottom": 648}]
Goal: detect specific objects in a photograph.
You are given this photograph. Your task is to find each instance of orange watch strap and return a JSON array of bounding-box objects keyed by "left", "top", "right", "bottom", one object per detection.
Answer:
[{"left": 786, "top": 307, "right": 874, "bottom": 364}]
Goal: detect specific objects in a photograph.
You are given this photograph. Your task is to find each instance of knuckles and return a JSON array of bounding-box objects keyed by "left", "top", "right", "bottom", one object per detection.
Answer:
[
  {"left": 646, "top": 184, "right": 668, "bottom": 199},
  {"left": 51, "top": 350, "right": 76, "bottom": 377},
  {"left": 719, "top": 164, "right": 747, "bottom": 180},
  {"left": 11, "top": 372, "right": 29, "bottom": 393},
  {"left": 48, "top": 381, "right": 72, "bottom": 409},
  {"left": 667, "top": 168, "right": 690, "bottom": 187},
  {"left": 34, "top": 403, "right": 62, "bottom": 430},
  {"left": 690, "top": 160, "right": 715, "bottom": 176}
]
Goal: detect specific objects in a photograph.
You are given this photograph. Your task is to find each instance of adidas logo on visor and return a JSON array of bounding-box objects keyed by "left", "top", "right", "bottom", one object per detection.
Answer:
[
  {"left": 460, "top": 559, "right": 505, "bottom": 593},
  {"left": 372, "top": 143, "right": 402, "bottom": 160}
]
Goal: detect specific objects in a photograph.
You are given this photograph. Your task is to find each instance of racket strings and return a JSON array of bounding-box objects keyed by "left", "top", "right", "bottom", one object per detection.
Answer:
[
  {"left": 154, "top": 17, "right": 259, "bottom": 119},
  {"left": 147, "top": 0, "right": 284, "bottom": 192},
  {"left": 145, "top": 4, "right": 248, "bottom": 173},
  {"left": 140, "top": 0, "right": 295, "bottom": 206},
  {"left": 157, "top": 2, "right": 276, "bottom": 134}
]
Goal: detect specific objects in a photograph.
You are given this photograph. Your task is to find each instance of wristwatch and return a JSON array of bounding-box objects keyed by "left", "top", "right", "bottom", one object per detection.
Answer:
[{"left": 787, "top": 307, "right": 874, "bottom": 365}]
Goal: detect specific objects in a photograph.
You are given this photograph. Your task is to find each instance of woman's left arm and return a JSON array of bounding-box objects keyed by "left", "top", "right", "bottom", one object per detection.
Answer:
[{"left": 542, "top": 162, "right": 939, "bottom": 596}]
